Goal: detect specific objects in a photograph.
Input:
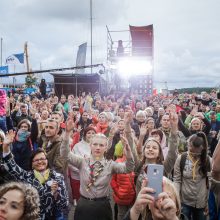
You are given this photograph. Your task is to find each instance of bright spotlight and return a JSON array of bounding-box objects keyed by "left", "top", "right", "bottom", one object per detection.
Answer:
[{"left": 117, "top": 57, "right": 152, "bottom": 77}]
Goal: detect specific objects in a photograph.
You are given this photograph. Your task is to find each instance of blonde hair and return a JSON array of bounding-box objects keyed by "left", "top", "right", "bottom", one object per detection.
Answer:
[
  {"left": 163, "top": 177, "right": 181, "bottom": 217},
  {"left": 90, "top": 133, "right": 108, "bottom": 146},
  {"left": 144, "top": 177, "right": 181, "bottom": 219},
  {"left": 136, "top": 110, "right": 146, "bottom": 118},
  {"left": 190, "top": 117, "right": 202, "bottom": 130}
]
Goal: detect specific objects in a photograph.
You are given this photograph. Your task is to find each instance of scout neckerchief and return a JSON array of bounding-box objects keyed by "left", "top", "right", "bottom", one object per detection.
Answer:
[
  {"left": 86, "top": 159, "right": 104, "bottom": 191},
  {"left": 188, "top": 153, "right": 200, "bottom": 181},
  {"left": 34, "top": 169, "right": 50, "bottom": 184}
]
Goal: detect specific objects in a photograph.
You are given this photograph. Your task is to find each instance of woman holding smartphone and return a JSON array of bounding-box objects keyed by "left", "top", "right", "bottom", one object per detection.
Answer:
[
  {"left": 123, "top": 111, "right": 179, "bottom": 194},
  {"left": 61, "top": 117, "right": 135, "bottom": 220}
]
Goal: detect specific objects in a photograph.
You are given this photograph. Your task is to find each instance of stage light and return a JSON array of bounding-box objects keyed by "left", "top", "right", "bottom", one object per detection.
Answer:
[{"left": 117, "top": 57, "right": 152, "bottom": 77}]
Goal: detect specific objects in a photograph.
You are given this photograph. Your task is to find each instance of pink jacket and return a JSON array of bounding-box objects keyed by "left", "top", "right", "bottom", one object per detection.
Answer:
[{"left": 0, "top": 90, "right": 6, "bottom": 116}]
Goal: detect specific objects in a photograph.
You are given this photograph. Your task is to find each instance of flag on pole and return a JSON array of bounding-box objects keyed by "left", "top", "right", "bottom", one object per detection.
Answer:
[
  {"left": 0, "top": 66, "right": 9, "bottom": 77},
  {"left": 75, "top": 42, "right": 87, "bottom": 74},
  {"left": 6, "top": 53, "right": 24, "bottom": 64}
]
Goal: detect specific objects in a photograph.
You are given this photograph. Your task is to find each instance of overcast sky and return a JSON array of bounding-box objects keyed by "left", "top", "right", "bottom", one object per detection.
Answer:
[{"left": 0, "top": 0, "right": 220, "bottom": 89}]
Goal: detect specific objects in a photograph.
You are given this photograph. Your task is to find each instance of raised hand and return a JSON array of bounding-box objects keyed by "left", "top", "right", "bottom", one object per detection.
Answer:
[
  {"left": 3, "top": 130, "right": 16, "bottom": 153},
  {"left": 65, "top": 117, "right": 76, "bottom": 133},
  {"left": 140, "top": 123, "right": 148, "bottom": 137},
  {"left": 120, "top": 134, "right": 132, "bottom": 158},
  {"left": 157, "top": 192, "right": 178, "bottom": 220},
  {"left": 169, "top": 112, "right": 178, "bottom": 133},
  {"left": 124, "top": 111, "right": 133, "bottom": 124},
  {"left": 109, "top": 123, "right": 118, "bottom": 137},
  {"left": 190, "top": 106, "right": 198, "bottom": 116},
  {"left": 30, "top": 105, "right": 37, "bottom": 119},
  {"left": 3, "top": 130, "right": 15, "bottom": 146},
  {"left": 194, "top": 112, "right": 204, "bottom": 120}
]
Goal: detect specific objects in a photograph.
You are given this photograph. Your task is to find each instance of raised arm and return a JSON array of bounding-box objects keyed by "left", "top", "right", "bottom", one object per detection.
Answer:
[
  {"left": 178, "top": 117, "right": 191, "bottom": 138},
  {"left": 163, "top": 112, "right": 179, "bottom": 175},
  {"left": 112, "top": 134, "right": 134, "bottom": 174},
  {"left": 124, "top": 111, "right": 140, "bottom": 168},
  {"left": 60, "top": 117, "right": 83, "bottom": 169},
  {"left": 136, "top": 124, "right": 148, "bottom": 155},
  {"left": 2, "top": 130, "right": 29, "bottom": 180},
  {"left": 29, "top": 107, "right": 39, "bottom": 143}
]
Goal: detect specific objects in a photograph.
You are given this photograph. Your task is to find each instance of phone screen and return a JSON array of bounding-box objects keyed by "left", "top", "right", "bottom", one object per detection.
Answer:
[{"left": 145, "top": 164, "right": 164, "bottom": 198}]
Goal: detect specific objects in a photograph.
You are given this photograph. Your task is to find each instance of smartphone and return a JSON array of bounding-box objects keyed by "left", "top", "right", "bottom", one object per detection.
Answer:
[
  {"left": 145, "top": 164, "right": 164, "bottom": 198},
  {"left": 217, "top": 92, "right": 220, "bottom": 100}
]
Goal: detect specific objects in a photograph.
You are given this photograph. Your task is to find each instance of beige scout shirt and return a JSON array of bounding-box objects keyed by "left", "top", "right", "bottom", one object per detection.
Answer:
[
  {"left": 174, "top": 154, "right": 212, "bottom": 208},
  {"left": 61, "top": 138, "right": 135, "bottom": 199}
]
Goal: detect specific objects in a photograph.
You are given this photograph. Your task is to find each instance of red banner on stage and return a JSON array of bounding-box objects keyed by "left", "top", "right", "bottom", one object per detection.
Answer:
[{"left": 129, "top": 25, "right": 153, "bottom": 57}]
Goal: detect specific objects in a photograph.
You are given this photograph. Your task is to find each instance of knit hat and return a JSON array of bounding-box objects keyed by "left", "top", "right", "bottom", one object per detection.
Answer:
[{"left": 114, "top": 141, "right": 124, "bottom": 158}]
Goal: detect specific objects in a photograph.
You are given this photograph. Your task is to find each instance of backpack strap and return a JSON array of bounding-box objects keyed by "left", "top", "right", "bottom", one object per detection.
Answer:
[
  {"left": 28, "top": 137, "right": 33, "bottom": 151},
  {"left": 205, "top": 156, "right": 211, "bottom": 189},
  {"left": 180, "top": 152, "right": 188, "bottom": 182}
]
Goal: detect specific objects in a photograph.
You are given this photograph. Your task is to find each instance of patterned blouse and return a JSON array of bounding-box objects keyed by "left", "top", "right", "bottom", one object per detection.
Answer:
[{"left": 3, "top": 153, "right": 69, "bottom": 220}]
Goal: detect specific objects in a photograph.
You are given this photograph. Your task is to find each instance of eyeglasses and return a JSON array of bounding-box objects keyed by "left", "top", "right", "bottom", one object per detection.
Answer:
[{"left": 32, "top": 158, "right": 47, "bottom": 163}]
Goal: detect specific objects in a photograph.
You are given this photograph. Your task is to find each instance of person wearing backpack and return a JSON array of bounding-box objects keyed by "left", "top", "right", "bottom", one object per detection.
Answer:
[
  {"left": 174, "top": 132, "right": 211, "bottom": 220},
  {"left": 210, "top": 134, "right": 220, "bottom": 220}
]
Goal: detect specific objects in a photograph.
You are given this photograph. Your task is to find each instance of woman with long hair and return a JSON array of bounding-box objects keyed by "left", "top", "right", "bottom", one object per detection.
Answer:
[
  {"left": 174, "top": 132, "right": 211, "bottom": 220},
  {"left": 210, "top": 135, "right": 220, "bottom": 219},
  {"left": 123, "top": 111, "right": 178, "bottom": 194}
]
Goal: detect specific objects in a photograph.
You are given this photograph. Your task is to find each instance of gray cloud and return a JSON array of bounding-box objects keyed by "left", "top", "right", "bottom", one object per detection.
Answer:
[{"left": 0, "top": 0, "right": 220, "bottom": 89}]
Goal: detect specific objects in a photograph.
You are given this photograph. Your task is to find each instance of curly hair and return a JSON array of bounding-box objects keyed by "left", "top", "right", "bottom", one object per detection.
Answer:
[{"left": 0, "top": 182, "right": 40, "bottom": 220}]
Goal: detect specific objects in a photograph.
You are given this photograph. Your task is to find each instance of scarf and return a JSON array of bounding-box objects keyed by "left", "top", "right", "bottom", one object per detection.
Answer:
[
  {"left": 86, "top": 160, "right": 104, "bottom": 191},
  {"left": 16, "top": 130, "right": 31, "bottom": 142},
  {"left": 34, "top": 169, "right": 50, "bottom": 184},
  {"left": 188, "top": 153, "right": 200, "bottom": 181},
  {"left": 95, "top": 122, "right": 109, "bottom": 134}
]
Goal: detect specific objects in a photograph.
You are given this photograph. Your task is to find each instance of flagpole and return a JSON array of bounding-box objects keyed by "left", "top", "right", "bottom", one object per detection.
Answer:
[
  {"left": 0, "top": 37, "right": 2, "bottom": 67},
  {"left": 90, "top": 0, "right": 93, "bottom": 74}
]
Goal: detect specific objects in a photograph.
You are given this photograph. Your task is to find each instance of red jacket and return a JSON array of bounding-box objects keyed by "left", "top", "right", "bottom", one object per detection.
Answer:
[{"left": 111, "top": 157, "right": 136, "bottom": 206}]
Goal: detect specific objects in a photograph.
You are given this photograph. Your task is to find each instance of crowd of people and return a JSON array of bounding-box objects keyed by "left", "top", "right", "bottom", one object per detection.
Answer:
[{"left": 0, "top": 88, "right": 220, "bottom": 220}]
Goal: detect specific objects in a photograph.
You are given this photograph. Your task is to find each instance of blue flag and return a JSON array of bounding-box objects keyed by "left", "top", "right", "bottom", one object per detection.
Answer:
[
  {"left": 0, "top": 66, "right": 9, "bottom": 77},
  {"left": 6, "top": 53, "right": 24, "bottom": 64}
]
